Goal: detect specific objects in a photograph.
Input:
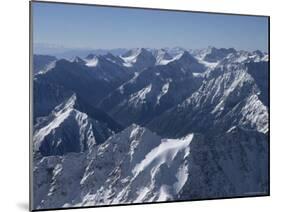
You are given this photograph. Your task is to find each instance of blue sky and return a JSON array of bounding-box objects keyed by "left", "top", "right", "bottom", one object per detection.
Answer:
[{"left": 32, "top": 2, "right": 268, "bottom": 51}]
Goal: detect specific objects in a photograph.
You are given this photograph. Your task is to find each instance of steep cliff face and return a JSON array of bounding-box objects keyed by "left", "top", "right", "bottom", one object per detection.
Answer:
[
  {"left": 147, "top": 63, "right": 268, "bottom": 138},
  {"left": 179, "top": 128, "right": 268, "bottom": 200},
  {"left": 33, "top": 95, "right": 119, "bottom": 156}
]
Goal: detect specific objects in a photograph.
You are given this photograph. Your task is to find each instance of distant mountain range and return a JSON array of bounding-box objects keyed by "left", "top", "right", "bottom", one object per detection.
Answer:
[
  {"left": 34, "top": 43, "right": 129, "bottom": 59},
  {"left": 32, "top": 47, "right": 269, "bottom": 210}
]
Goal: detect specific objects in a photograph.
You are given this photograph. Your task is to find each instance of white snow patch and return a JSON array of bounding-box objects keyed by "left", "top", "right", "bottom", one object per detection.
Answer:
[
  {"left": 85, "top": 57, "right": 99, "bottom": 67},
  {"left": 33, "top": 95, "right": 77, "bottom": 149},
  {"left": 38, "top": 61, "right": 57, "bottom": 74},
  {"left": 105, "top": 58, "right": 117, "bottom": 64},
  {"left": 174, "top": 164, "right": 189, "bottom": 193},
  {"left": 157, "top": 186, "right": 172, "bottom": 201},
  {"left": 227, "top": 126, "right": 237, "bottom": 133},
  {"left": 121, "top": 49, "right": 142, "bottom": 67},
  {"left": 156, "top": 82, "right": 170, "bottom": 104},
  {"left": 129, "top": 84, "right": 152, "bottom": 104},
  {"left": 197, "top": 59, "right": 219, "bottom": 69},
  {"left": 240, "top": 94, "right": 268, "bottom": 133},
  {"left": 132, "top": 134, "right": 193, "bottom": 176},
  {"left": 156, "top": 53, "right": 183, "bottom": 66},
  {"left": 134, "top": 187, "right": 150, "bottom": 202},
  {"left": 192, "top": 72, "right": 204, "bottom": 77},
  {"left": 156, "top": 59, "right": 173, "bottom": 65}
]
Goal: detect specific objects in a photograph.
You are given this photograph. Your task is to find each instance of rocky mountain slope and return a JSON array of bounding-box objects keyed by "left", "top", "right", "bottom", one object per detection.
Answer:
[{"left": 33, "top": 124, "right": 268, "bottom": 209}]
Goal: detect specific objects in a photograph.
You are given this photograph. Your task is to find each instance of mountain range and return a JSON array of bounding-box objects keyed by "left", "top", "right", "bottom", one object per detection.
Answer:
[{"left": 32, "top": 46, "right": 269, "bottom": 210}]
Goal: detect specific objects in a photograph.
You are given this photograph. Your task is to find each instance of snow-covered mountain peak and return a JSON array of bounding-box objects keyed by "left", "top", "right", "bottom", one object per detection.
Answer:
[
  {"left": 170, "top": 51, "right": 206, "bottom": 73},
  {"left": 84, "top": 55, "right": 99, "bottom": 67},
  {"left": 216, "top": 49, "right": 268, "bottom": 65},
  {"left": 252, "top": 50, "right": 264, "bottom": 57},
  {"left": 120, "top": 48, "right": 143, "bottom": 67},
  {"left": 121, "top": 48, "right": 143, "bottom": 58},
  {"left": 154, "top": 49, "right": 174, "bottom": 65},
  {"left": 33, "top": 94, "right": 117, "bottom": 156},
  {"left": 37, "top": 60, "right": 57, "bottom": 74},
  {"left": 72, "top": 56, "right": 86, "bottom": 65},
  {"left": 78, "top": 126, "right": 196, "bottom": 205},
  {"left": 103, "top": 53, "right": 124, "bottom": 66},
  {"left": 154, "top": 48, "right": 171, "bottom": 57},
  {"left": 82, "top": 53, "right": 102, "bottom": 67},
  {"left": 179, "top": 51, "right": 197, "bottom": 61},
  {"left": 51, "top": 93, "right": 77, "bottom": 113},
  {"left": 238, "top": 94, "right": 268, "bottom": 133},
  {"left": 203, "top": 47, "right": 237, "bottom": 62},
  {"left": 33, "top": 94, "right": 97, "bottom": 156},
  {"left": 104, "top": 123, "right": 161, "bottom": 147},
  {"left": 132, "top": 133, "right": 194, "bottom": 176},
  {"left": 33, "top": 55, "right": 57, "bottom": 74},
  {"left": 165, "top": 47, "right": 186, "bottom": 57},
  {"left": 121, "top": 48, "right": 156, "bottom": 70},
  {"left": 85, "top": 53, "right": 96, "bottom": 60},
  {"left": 211, "top": 47, "right": 236, "bottom": 54},
  {"left": 103, "top": 52, "right": 118, "bottom": 60}
]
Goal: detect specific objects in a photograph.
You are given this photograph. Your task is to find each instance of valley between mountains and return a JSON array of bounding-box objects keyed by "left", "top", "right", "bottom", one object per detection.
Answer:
[{"left": 32, "top": 47, "right": 269, "bottom": 209}]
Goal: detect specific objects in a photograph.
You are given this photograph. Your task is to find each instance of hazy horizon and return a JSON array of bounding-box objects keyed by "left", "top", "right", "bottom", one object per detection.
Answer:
[{"left": 32, "top": 2, "right": 269, "bottom": 52}]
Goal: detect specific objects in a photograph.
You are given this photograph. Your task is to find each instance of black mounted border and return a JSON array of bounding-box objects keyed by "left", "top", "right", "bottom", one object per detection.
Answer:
[{"left": 29, "top": 0, "right": 270, "bottom": 211}]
